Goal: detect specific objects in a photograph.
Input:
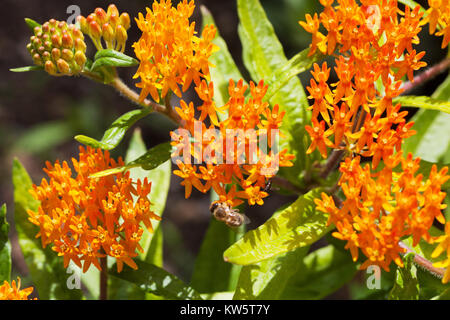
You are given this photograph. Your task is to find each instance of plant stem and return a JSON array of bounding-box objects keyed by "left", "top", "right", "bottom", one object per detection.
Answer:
[
  {"left": 398, "top": 241, "right": 445, "bottom": 279},
  {"left": 401, "top": 58, "right": 450, "bottom": 94},
  {"left": 100, "top": 256, "right": 108, "bottom": 300},
  {"left": 320, "top": 149, "right": 346, "bottom": 179},
  {"left": 271, "top": 175, "right": 310, "bottom": 195}
]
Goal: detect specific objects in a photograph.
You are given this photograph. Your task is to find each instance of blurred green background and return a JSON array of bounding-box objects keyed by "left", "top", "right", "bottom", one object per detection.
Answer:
[{"left": 0, "top": 0, "right": 445, "bottom": 299}]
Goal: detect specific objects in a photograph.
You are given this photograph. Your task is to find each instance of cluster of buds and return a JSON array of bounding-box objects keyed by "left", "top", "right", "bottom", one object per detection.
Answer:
[
  {"left": 77, "top": 4, "right": 130, "bottom": 53},
  {"left": 27, "top": 19, "right": 87, "bottom": 76}
]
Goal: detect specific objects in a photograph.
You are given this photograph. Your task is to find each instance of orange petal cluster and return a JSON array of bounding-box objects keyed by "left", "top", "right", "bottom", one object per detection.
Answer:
[
  {"left": 316, "top": 155, "right": 449, "bottom": 271},
  {"left": 0, "top": 278, "right": 36, "bottom": 300},
  {"left": 27, "top": 146, "right": 161, "bottom": 273},
  {"left": 301, "top": 0, "right": 426, "bottom": 163},
  {"left": 133, "top": 0, "right": 219, "bottom": 103},
  {"left": 425, "top": 0, "right": 450, "bottom": 48},
  {"left": 171, "top": 79, "right": 295, "bottom": 207}
]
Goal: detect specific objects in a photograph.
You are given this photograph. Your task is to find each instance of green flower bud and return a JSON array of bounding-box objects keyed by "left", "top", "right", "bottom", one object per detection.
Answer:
[{"left": 26, "top": 19, "right": 87, "bottom": 76}]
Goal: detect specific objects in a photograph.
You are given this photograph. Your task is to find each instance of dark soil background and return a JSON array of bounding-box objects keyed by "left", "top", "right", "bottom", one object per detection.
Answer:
[{"left": 0, "top": 0, "right": 444, "bottom": 299}]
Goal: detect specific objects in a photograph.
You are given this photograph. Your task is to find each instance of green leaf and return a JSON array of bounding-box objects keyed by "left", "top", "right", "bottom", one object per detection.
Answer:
[
  {"left": 109, "top": 260, "right": 203, "bottom": 300},
  {"left": 190, "top": 190, "right": 245, "bottom": 293},
  {"left": 200, "top": 5, "right": 244, "bottom": 121},
  {"left": 91, "top": 49, "right": 139, "bottom": 71},
  {"left": 89, "top": 142, "right": 172, "bottom": 178},
  {"left": 0, "top": 204, "right": 11, "bottom": 282},
  {"left": 389, "top": 253, "right": 420, "bottom": 300},
  {"left": 10, "top": 66, "right": 43, "bottom": 73},
  {"left": 265, "top": 48, "right": 323, "bottom": 101},
  {"left": 233, "top": 246, "right": 309, "bottom": 299},
  {"left": 237, "top": 0, "right": 313, "bottom": 187},
  {"left": 12, "top": 159, "right": 82, "bottom": 300},
  {"left": 223, "top": 188, "right": 331, "bottom": 265},
  {"left": 75, "top": 108, "right": 151, "bottom": 150},
  {"left": 431, "top": 286, "right": 450, "bottom": 300},
  {"left": 24, "top": 18, "right": 41, "bottom": 31},
  {"left": 125, "top": 129, "right": 170, "bottom": 262},
  {"left": 280, "top": 245, "right": 358, "bottom": 299},
  {"left": 402, "top": 75, "right": 450, "bottom": 163},
  {"left": 393, "top": 96, "right": 450, "bottom": 114}
]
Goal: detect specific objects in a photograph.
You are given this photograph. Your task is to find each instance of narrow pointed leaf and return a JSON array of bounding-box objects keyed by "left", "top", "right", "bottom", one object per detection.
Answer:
[
  {"left": 91, "top": 49, "right": 139, "bottom": 70},
  {"left": 223, "top": 188, "right": 331, "bottom": 265},
  {"left": 75, "top": 108, "right": 151, "bottom": 150},
  {"left": 237, "top": 0, "right": 313, "bottom": 187},
  {"left": 89, "top": 142, "right": 172, "bottom": 178},
  {"left": 24, "top": 18, "right": 41, "bottom": 31},
  {"left": 10, "top": 66, "right": 43, "bottom": 73},
  {"left": 393, "top": 96, "right": 450, "bottom": 114}
]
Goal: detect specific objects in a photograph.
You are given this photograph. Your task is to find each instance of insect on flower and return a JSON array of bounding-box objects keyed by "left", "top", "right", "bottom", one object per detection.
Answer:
[{"left": 209, "top": 201, "right": 250, "bottom": 228}]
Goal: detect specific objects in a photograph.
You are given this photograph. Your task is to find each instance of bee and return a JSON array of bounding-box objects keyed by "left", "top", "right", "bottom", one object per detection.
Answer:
[{"left": 209, "top": 201, "right": 250, "bottom": 228}]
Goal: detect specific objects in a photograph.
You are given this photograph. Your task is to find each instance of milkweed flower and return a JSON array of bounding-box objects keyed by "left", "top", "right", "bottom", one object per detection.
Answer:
[
  {"left": 300, "top": 0, "right": 424, "bottom": 165},
  {"left": 133, "top": 0, "right": 219, "bottom": 103},
  {"left": 27, "top": 19, "right": 87, "bottom": 76},
  {"left": 0, "top": 278, "right": 36, "bottom": 300},
  {"left": 27, "top": 146, "right": 161, "bottom": 273},
  {"left": 171, "top": 79, "right": 295, "bottom": 207},
  {"left": 315, "top": 155, "right": 449, "bottom": 271}
]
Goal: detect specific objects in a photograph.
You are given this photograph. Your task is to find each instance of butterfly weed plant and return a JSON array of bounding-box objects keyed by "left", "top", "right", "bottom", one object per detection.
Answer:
[{"left": 2, "top": 0, "right": 450, "bottom": 300}]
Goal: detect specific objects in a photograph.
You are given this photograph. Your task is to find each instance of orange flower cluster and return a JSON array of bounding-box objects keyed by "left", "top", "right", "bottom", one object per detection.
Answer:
[
  {"left": 27, "top": 146, "right": 160, "bottom": 273},
  {"left": 171, "top": 79, "right": 295, "bottom": 208},
  {"left": 301, "top": 0, "right": 426, "bottom": 164},
  {"left": 316, "top": 155, "right": 449, "bottom": 271},
  {"left": 425, "top": 0, "right": 450, "bottom": 48},
  {"left": 302, "top": 0, "right": 450, "bottom": 272},
  {"left": 133, "top": 0, "right": 219, "bottom": 103},
  {"left": 0, "top": 278, "right": 35, "bottom": 300}
]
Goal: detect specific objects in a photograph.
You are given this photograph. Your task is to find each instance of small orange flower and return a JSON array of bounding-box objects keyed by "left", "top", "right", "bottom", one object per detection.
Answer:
[
  {"left": 28, "top": 146, "right": 161, "bottom": 273},
  {"left": 0, "top": 278, "right": 36, "bottom": 300}
]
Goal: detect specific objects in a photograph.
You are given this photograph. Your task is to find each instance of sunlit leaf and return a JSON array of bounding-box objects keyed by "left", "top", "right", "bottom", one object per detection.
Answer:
[
  {"left": 394, "top": 96, "right": 450, "bottom": 114},
  {"left": 237, "top": 0, "right": 314, "bottom": 188},
  {"left": 224, "top": 189, "right": 331, "bottom": 265}
]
